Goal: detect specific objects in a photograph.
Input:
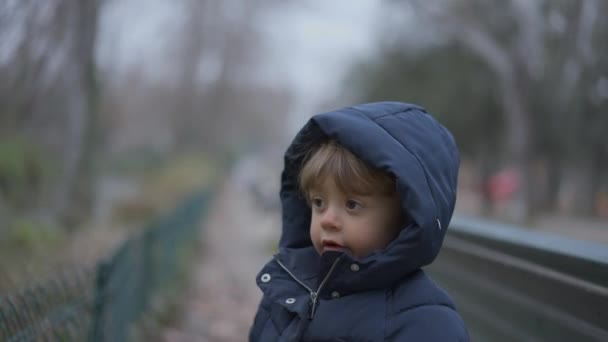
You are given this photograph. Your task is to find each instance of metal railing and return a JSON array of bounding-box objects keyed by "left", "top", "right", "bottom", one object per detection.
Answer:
[{"left": 428, "top": 216, "right": 608, "bottom": 342}]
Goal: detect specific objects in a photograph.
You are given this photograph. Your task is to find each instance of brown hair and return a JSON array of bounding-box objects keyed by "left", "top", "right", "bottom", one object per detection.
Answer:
[{"left": 298, "top": 140, "right": 397, "bottom": 199}]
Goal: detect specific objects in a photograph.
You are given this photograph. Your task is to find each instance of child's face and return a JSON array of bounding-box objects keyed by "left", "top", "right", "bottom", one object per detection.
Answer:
[{"left": 308, "top": 178, "right": 403, "bottom": 259}]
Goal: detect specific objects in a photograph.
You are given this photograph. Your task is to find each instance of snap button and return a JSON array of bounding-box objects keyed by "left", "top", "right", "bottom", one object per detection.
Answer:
[
  {"left": 285, "top": 298, "right": 296, "bottom": 304},
  {"left": 261, "top": 273, "right": 271, "bottom": 283},
  {"left": 350, "top": 263, "right": 360, "bottom": 272},
  {"left": 331, "top": 291, "right": 340, "bottom": 299}
]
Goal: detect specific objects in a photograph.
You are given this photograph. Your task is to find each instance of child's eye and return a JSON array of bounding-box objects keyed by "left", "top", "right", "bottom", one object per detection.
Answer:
[
  {"left": 311, "top": 197, "right": 325, "bottom": 208},
  {"left": 345, "top": 199, "right": 362, "bottom": 210}
]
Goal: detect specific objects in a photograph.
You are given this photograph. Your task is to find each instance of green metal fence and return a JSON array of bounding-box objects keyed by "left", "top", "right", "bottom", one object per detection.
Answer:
[
  {"left": 0, "top": 268, "right": 95, "bottom": 341},
  {"left": 0, "top": 189, "right": 212, "bottom": 342}
]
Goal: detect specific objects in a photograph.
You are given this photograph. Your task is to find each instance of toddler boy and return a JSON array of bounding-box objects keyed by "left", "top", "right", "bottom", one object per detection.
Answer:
[{"left": 250, "top": 102, "right": 469, "bottom": 341}]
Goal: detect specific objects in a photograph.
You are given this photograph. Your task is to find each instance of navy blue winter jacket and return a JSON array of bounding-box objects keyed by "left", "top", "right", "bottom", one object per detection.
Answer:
[{"left": 249, "top": 102, "right": 469, "bottom": 341}]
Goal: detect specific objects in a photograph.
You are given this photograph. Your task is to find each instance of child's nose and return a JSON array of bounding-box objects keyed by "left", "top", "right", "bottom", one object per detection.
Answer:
[{"left": 320, "top": 206, "right": 341, "bottom": 230}]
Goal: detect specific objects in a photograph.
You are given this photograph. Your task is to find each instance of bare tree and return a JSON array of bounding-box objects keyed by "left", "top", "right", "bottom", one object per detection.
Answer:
[
  {"left": 0, "top": 0, "right": 100, "bottom": 225},
  {"left": 407, "top": 0, "right": 607, "bottom": 220},
  {"left": 171, "top": 0, "right": 288, "bottom": 150}
]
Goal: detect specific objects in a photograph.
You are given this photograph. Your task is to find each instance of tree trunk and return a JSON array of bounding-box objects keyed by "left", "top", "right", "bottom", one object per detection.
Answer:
[
  {"left": 49, "top": 0, "right": 100, "bottom": 225},
  {"left": 542, "top": 156, "right": 562, "bottom": 213},
  {"left": 502, "top": 66, "right": 532, "bottom": 222}
]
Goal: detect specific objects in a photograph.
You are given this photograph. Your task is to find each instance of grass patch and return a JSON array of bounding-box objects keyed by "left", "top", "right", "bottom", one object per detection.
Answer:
[
  {"left": 6, "top": 218, "right": 65, "bottom": 249},
  {"left": 110, "top": 153, "right": 222, "bottom": 226},
  {"left": 0, "top": 219, "right": 69, "bottom": 292}
]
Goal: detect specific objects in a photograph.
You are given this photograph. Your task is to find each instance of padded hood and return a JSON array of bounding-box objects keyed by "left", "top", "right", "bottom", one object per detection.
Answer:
[{"left": 278, "top": 102, "right": 460, "bottom": 292}]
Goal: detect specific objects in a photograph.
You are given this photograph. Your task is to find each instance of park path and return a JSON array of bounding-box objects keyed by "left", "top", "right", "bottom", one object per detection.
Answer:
[{"left": 163, "top": 177, "right": 280, "bottom": 341}]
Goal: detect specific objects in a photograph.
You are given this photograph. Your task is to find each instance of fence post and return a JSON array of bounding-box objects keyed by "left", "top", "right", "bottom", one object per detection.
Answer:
[{"left": 88, "top": 260, "right": 110, "bottom": 342}]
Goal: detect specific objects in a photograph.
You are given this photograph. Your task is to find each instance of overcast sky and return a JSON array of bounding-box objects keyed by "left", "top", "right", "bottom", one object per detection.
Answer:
[
  {"left": 257, "top": 1, "right": 385, "bottom": 133},
  {"left": 256, "top": 1, "right": 381, "bottom": 95}
]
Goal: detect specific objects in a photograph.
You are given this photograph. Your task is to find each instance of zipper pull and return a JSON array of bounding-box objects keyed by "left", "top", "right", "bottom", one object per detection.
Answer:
[{"left": 308, "top": 292, "right": 318, "bottom": 320}]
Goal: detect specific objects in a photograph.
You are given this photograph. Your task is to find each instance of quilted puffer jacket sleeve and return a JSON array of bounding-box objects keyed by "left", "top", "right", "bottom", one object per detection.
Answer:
[
  {"left": 249, "top": 300, "right": 272, "bottom": 341},
  {"left": 384, "top": 305, "right": 469, "bottom": 341}
]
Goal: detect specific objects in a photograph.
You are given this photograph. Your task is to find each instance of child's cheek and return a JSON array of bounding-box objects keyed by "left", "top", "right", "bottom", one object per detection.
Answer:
[{"left": 309, "top": 223, "right": 322, "bottom": 254}]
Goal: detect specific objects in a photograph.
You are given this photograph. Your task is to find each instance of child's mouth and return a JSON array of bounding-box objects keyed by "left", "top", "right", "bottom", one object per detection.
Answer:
[{"left": 321, "top": 240, "right": 348, "bottom": 253}]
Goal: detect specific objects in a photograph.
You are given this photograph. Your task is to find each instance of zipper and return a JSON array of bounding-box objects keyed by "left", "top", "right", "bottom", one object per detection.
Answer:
[{"left": 275, "top": 256, "right": 343, "bottom": 319}]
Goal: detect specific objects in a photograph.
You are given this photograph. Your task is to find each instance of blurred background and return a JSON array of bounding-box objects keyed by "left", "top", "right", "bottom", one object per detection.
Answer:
[{"left": 1, "top": 0, "right": 607, "bottom": 340}]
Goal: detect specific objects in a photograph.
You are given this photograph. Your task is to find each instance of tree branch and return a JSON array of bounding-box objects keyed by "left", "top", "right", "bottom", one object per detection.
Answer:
[{"left": 510, "top": 0, "right": 545, "bottom": 79}]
